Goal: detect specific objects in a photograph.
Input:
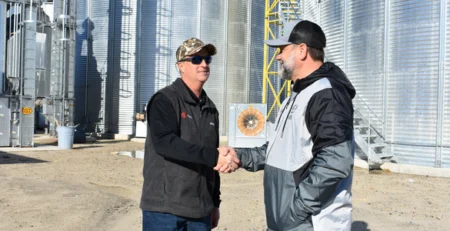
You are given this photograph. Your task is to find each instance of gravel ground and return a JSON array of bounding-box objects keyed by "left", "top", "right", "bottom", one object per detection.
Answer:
[{"left": 0, "top": 140, "right": 449, "bottom": 231}]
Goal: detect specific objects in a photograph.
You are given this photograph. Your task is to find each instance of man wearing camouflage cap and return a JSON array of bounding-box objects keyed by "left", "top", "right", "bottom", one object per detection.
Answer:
[{"left": 140, "top": 38, "right": 240, "bottom": 230}]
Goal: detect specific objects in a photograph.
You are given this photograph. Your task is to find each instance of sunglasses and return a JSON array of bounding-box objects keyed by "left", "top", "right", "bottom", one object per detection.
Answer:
[{"left": 179, "top": 56, "right": 212, "bottom": 65}]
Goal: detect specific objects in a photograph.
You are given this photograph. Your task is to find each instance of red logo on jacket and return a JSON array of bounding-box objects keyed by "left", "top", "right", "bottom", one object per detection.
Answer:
[{"left": 181, "top": 112, "right": 187, "bottom": 119}]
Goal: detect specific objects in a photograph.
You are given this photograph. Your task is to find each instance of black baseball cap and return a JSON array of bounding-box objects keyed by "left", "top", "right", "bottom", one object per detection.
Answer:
[{"left": 265, "top": 20, "right": 326, "bottom": 49}]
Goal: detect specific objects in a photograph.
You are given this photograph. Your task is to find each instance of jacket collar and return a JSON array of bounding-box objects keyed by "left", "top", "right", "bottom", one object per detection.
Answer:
[{"left": 173, "top": 78, "right": 215, "bottom": 109}]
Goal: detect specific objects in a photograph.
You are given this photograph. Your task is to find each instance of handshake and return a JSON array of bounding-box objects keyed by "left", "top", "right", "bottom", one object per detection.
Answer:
[{"left": 214, "top": 146, "right": 240, "bottom": 173}]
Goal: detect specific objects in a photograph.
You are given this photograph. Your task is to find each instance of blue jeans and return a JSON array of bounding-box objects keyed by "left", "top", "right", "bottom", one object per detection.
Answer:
[{"left": 142, "top": 210, "right": 211, "bottom": 231}]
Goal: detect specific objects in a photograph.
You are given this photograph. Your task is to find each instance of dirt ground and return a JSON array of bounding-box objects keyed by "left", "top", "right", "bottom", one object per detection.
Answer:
[{"left": 1, "top": 140, "right": 449, "bottom": 231}]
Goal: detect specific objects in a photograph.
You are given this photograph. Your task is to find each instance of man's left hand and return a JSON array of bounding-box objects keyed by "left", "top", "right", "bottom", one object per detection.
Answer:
[{"left": 211, "top": 207, "right": 220, "bottom": 229}]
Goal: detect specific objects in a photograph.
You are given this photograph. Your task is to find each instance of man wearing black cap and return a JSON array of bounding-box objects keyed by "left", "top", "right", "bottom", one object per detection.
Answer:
[
  {"left": 225, "top": 20, "right": 356, "bottom": 230},
  {"left": 140, "top": 37, "right": 240, "bottom": 230}
]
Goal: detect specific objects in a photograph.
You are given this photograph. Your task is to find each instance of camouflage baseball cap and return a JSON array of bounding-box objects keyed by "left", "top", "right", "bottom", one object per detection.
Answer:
[{"left": 176, "top": 37, "right": 217, "bottom": 62}]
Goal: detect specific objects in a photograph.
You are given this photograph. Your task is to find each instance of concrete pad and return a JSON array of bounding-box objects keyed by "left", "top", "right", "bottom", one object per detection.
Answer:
[
  {"left": 114, "top": 150, "right": 144, "bottom": 160},
  {"left": 114, "top": 134, "right": 131, "bottom": 141},
  {"left": 354, "top": 157, "right": 370, "bottom": 169},
  {"left": 381, "top": 162, "right": 450, "bottom": 178},
  {"left": 130, "top": 138, "right": 145, "bottom": 143}
]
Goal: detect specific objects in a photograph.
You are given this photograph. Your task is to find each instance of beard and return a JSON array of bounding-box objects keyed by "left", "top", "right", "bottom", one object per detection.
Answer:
[{"left": 278, "top": 52, "right": 295, "bottom": 80}]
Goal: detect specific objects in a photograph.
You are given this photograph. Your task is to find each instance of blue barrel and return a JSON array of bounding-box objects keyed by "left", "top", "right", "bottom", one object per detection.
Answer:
[{"left": 57, "top": 126, "right": 75, "bottom": 149}]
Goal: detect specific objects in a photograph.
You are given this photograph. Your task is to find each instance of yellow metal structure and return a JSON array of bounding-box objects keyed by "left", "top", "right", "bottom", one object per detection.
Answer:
[{"left": 263, "top": 0, "right": 302, "bottom": 118}]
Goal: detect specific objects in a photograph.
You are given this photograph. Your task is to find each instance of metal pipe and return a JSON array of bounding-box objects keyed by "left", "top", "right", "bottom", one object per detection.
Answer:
[
  {"left": 62, "top": 0, "right": 68, "bottom": 125},
  {"left": 222, "top": 0, "right": 228, "bottom": 133},
  {"left": 383, "top": 0, "right": 390, "bottom": 140},
  {"left": 13, "top": 3, "right": 18, "bottom": 81},
  {"left": 246, "top": 0, "right": 252, "bottom": 103},
  {"left": 135, "top": 0, "right": 142, "bottom": 117},
  {"left": 166, "top": 0, "right": 172, "bottom": 86},
  {"left": 435, "top": 0, "right": 446, "bottom": 168},
  {"left": 262, "top": 0, "right": 269, "bottom": 104},
  {"left": 29, "top": 0, "right": 32, "bottom": 22}
]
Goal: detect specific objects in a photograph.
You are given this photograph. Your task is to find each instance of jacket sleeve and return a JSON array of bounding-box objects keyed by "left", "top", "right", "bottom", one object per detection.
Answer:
[
  {"left": 292, "top": 89, "right": 354, "bottom": 219},
  {"left": 235, "top": 142, "right": 269, "bottom": 172},
  {"left": 148, "top": 93, "right": 219, "bottom": 167},
  {"left": 213, "top": 114, "right": 221, "bottom": 207}
]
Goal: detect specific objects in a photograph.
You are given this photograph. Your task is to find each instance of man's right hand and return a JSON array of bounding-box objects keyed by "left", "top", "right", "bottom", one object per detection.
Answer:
[{"left": 214, "top": 146, "right": 240, "bottom": 173}]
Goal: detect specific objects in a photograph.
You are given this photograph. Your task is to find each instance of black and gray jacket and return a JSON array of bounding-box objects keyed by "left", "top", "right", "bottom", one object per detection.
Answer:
[
  {"left": 237, "top": 62, "right": 355, "bottom": 231},
  {"left": 140, "top": 78, "right": 221, "bottom": 219}
]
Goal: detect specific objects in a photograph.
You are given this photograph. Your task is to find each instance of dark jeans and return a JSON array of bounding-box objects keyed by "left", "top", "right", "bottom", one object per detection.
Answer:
[{"left": 142, "top": 210, "right": 211, "bottom": 231}]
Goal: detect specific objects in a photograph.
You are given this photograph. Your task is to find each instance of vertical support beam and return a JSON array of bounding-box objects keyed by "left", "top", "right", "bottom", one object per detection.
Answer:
[
  {"left": 0, "top": 1, "right": 6, "bottom": 93},
  {"left": 436, "top": 0, "right": 446, "bottom": 168},
  {"left": 67, "top": 0, "right": 77, "bottom": 126},
  {"left": 197, "top": 0, "right": 201, "bottom": 37},
  {"left": 263, "top": 0, "right": 270, "bottom": 104},
  {"left": 165, "top": 0, "right": 173, "bottom": 86},
  {"left": 246, "top": 0, "right": 252, "bottom": 103},
  {"left": 222, "top": 0, "right": 229, "bottom": 136},
  {"left": 136, "top": 0, "right": 142, "bottom": 117},
  {"left": 383, "top": 0, "right": 390, "bottom": 141},
  {"left": 21, "top": 2, "right": 37, "bottom": 146},
  {"left": 343, "top": 0, "right": 348, "bottom": 73}
]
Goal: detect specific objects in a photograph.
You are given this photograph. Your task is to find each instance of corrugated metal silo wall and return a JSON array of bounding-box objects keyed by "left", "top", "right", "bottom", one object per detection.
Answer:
[
  {"left": 76, "top": 0, "right": 264, "bottom": 136},
  {"left": 248, "top": 2, "right": 265, "bottom": 106},
  {"left": 109, "top": 0, "right": 138, "bottom": 134},
  {"left": 303, "top": 0, "right": 319, "bottom": 22},
  {"left": 75, "top": 0, "right": 87, "bottom": 126},
  {"left": 386, "top": 0, "right": 440, "bottom": 167},
  {"left": 346, "top": 0, "right": 385, "bottom": 135},
  {"left": 308, "top": 0, "right": 450, "bottom": 167},
  {"left": 442, "top": 1, "right": 450, "bottom": 168},
  {"left": 137, "top": 0, "right": 171, "bottom": 110},
  {"left": 0, "top": 2, "right": 5, "bottom": 92},
  {"left": 320, "top": 1, "right": 345, "bottom": 69},
  {"left": 75, "top": 0, "right": 111, "bottom": 133},
  {"left": 137, "top": 0, "right": 264, "bottom": 136},
  {"left": 166, "top": 0, "right": 200, "bottom": 84},
  {"left": 225, "top": 0, "right": 249, "bottom": 134},
  {"left": 201, "top": 0, "right": 227, "bottom": 135}
]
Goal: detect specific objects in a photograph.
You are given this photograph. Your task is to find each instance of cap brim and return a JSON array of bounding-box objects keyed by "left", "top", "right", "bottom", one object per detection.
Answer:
[
  {"left": 265, "top": 38, "right": 292, "bottom": 47},
  {"left": 187, "top": 44, "right": 217, "bottom": 56}
]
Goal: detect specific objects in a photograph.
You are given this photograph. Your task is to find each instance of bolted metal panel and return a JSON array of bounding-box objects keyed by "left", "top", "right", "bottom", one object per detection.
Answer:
[
  {"left": 76, "top": 0, "right": 266, "bottom": 136},
  {"left": 199, "top": 0, "right": 227, "bottom": 134},
  {"left": 443, "top": 148, "right": 450, "bottom": 168},
  {"left": 0, "top": 97, "right": 10, "bottom": 146},
  {"left": 223, "top": 0, "right": 248, "bottom": 135},
  {"left": 21, "top": 5, "right": 37, "bottom": 147},
  {"left": 248, "top": 1, "right": 265, "bottom": 105},
  {"left": 392, "top": 145, "right": 437, "bottom": 167},
  {"left": 137, "top": 0, "right": 171, "bottom": 110},
  {"left": 346, "top": 0, "right": 385, "bottom": 135},
  {"left": 74, "top": 0, "right": 88, "bottom": 126},
  {"left": 304, "top": 0, "right": 450, "bottom": 167},
  {"left": 167, "top": 0, "right": 199, "bottom": 85},
  {"left": 111, "top": 0, "right": 138, "bottom": 135},
  {"left": 303, "top": 0, "right": 319, "bottom": 23},
  {"left": 320, "top": 0, "right": 345, "bottom": 68},
  {"left": 75, "top": 0, "right": 111, "bottom": 133},
  {"left": 442, "top": 1, "right": 450, "bottom": 167},
  {"left": 92, "top": 0, "right": 111, "bottom": 133},
  {"left": 386, "top": 0, "right": 440, "bottom": 166}
]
